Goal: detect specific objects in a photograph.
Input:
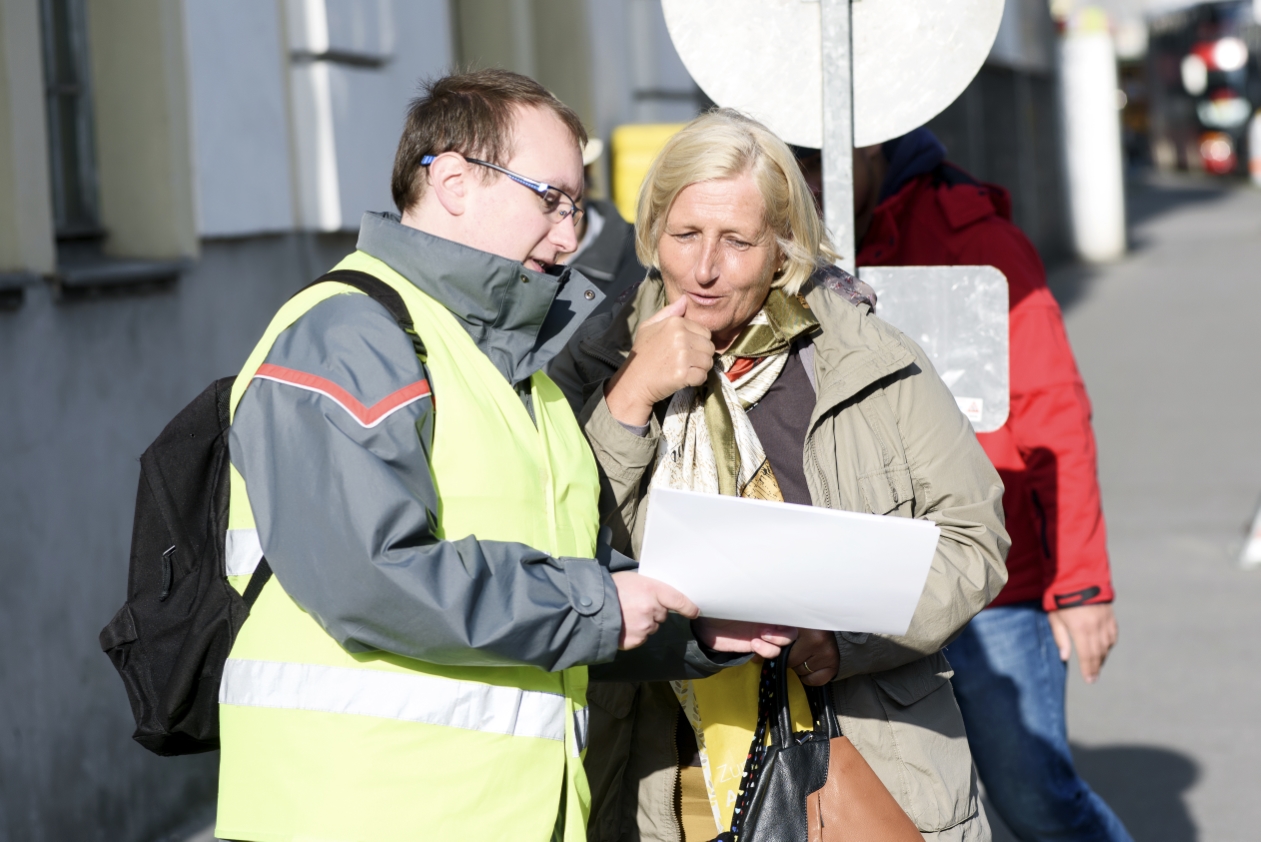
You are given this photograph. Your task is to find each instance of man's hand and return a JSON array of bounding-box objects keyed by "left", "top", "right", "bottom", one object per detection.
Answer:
[
  {"left": 693, "top": 618, "right": 798, "bottom": 660},
  {"left": 788, "top": 628, "right": 840, "bottom": 686},
  {"left": 612, "top": 571, "right": 700, "bottom": 650},
  {"left": 1048, "top": 603, "right": 1118, "bottom": 684},
  {"left": 605, "top": 297, "right": 715, "bottom": 427}
]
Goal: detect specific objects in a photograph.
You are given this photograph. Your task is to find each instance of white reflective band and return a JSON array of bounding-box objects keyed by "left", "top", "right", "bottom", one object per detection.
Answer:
[
  {"left": 573, "top": 706, "right": 590, "bottom": 757},
  {"left": 225, "top": 528, "right": 263, "bottom": 577},
  {"left": 220, "top": 658, "right": 568, "bottom": 742}
]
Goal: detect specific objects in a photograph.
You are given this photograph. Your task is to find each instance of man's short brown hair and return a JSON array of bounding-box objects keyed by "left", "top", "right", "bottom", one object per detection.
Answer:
[{"left": 391, "top": 68, "right": 588, "bottom": 214}]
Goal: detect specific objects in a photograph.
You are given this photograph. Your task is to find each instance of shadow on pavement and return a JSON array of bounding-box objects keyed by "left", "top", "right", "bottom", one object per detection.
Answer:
[
  {"left": 984, "top": 743, "right": 1199, "bottom": 842},
  {"left": 1044, "top": 173, "right": 1235, "bottom": 315},
  {"left": 1126, "top": 172, "right": 1232, "bottom": 228},
  {"left": 1072, "top": 743, "right": 1199, "bottom": 842}
]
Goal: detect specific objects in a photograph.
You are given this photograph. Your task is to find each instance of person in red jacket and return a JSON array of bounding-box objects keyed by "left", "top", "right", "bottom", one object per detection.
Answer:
[{"left": 797, "top": 131, "right": 1133, "bottom": 842}]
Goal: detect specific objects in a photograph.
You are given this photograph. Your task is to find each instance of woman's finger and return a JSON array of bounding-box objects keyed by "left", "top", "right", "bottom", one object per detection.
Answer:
[
  {"left": 748, "top": 638, "right": 784, "bottom": 659},
  {"left": 640, "top": 295, "right": 687, "bottom": 328}
]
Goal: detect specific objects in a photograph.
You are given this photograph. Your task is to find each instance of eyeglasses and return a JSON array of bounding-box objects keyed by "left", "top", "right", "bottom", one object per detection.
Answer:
[{"left": 420, "top": 153, "right": 584, "bottom": 226}]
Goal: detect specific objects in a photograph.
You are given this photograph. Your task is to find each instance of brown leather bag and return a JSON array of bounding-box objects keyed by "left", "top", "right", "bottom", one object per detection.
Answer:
[{"left": 805, "top": 730, "right": 922, "bottom": 842}]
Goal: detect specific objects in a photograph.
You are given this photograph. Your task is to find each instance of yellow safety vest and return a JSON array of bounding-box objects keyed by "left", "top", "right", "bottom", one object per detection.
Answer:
[{"left": 215, "top": 251, "right": 600, "bottom": 842}]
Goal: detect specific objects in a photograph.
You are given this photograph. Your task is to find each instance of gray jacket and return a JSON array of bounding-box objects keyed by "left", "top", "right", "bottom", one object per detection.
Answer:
[
  {"left": 231, "top": 212, "right": 735, "bottom": 674},
  {"left": 549, "top": 277, "right": 1010, "bottom": 840}
]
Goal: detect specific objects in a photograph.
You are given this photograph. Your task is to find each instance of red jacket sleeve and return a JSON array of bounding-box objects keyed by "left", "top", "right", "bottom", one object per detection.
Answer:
[{"left": 957, "top": 219, "right": 1114, "bottom": 611}]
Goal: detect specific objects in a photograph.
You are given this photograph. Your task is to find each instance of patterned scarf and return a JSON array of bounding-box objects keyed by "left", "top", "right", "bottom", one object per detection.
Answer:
[
  {"left": 646, "top": 284, "right": 820, "bottom": 833},
  {"left": 649, "top": 286, "right": 819, "bottom": 501}
]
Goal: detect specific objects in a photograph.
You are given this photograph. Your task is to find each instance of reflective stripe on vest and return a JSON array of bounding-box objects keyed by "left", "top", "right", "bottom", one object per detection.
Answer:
[
  {"left": 221, "top": 658, "right": 571, "bottom": 742},
  {"left": 224, "top": 528, "right": 261, "bottom": 577}
]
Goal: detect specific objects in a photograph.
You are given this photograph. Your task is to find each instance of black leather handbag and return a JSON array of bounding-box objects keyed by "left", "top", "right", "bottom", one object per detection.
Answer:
[{"left": 718, "top": 645, "right": 922, "bottom": 842}]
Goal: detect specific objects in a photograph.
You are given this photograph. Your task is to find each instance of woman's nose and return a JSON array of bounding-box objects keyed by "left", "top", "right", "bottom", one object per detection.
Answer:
[{"left": 694, "top": 239, "right": 720, "bottom": 283}]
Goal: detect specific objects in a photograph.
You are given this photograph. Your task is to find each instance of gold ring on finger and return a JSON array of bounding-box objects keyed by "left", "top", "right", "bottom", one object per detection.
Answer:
[{"left": 802, "top": 659, "right": 813, "bottom": 674}]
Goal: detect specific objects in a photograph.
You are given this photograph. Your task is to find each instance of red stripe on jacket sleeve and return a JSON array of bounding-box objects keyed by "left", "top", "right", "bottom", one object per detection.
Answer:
[{"left": 253, "top": 363, "right": 431, "bottom": 428}]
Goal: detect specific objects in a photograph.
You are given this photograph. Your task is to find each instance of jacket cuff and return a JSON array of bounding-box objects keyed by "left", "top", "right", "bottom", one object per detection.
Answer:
[
  {"left": 1044, "top": 583, "right": 1114, "bottom": 612},
  {"left": 587, "top": 614, "right": 751, "bottom": 682},
  {"left": 581, "top": 392, "right": 660, "bottom": 476},
  {"left": 595, "top": 530, "right": 639, "bottom": 572},
  {"left": 686, "top": 630, "right": 754, "bottom": 676},
  {"left": 559, "top": 556, "right": 622, "bottom": 665},
  {"left": 830, "top": 631, "right": 871, "bottom": 680}
]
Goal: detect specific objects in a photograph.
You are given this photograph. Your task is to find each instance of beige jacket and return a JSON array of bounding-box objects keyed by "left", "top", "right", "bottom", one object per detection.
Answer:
[{"left": 550, "top": 278, "right": 1010, "bottom": 842}]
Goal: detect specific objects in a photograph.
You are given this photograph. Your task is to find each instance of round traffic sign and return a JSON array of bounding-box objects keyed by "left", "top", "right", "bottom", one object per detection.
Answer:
[{"left": 662, "top": 0, "right": 1005, "bottom": 148}]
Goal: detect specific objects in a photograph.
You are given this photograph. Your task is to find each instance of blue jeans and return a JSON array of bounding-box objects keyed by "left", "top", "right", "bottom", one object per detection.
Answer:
[{"left": 944, "top": 603, "right": 1133, "bottom": 842}]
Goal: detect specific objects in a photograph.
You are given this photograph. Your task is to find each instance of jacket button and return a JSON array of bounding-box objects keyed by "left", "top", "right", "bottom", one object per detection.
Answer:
[
  {"left": 578, "top": 596, "right": 593, "bottom": 607},
  {"left": 520, "top": 274, "right": 529, "bottom": 283},
  {"left": 584, "top": 289, "right": 596, "bottom": 301}
]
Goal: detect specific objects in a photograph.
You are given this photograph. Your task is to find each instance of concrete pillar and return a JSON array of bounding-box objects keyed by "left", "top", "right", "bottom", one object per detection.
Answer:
[
  {"left": 0, "top": 0, "right": 55, "bottom": 275},
  {"left": 1248, "top": 109, "right": 1261, "bottom": 187},
  {"left": 87, "top": 0, "right": 199, "bottom": 259},
  {"left": 1058, "top": 7, "right": 1126, "bottom": 262}
]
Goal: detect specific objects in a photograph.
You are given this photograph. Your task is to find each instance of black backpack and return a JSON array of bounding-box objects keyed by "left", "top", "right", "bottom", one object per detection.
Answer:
[{"left": 99, "top": 270, "right": 425, "bottom": 756}]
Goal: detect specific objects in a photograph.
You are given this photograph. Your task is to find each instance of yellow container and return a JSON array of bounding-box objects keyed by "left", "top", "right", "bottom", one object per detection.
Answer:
[{"left": 610, "top": 123, "right": 687, "bottom": 222}]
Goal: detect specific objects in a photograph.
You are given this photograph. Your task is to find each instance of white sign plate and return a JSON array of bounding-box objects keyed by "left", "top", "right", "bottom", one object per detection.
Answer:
[{"left": 861, "top": 265, "right": 1010, "bottom": 433}]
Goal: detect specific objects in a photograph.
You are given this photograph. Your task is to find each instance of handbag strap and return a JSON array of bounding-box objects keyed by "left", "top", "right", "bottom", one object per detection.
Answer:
[
  {"left": 724, "top": 655, "right": 778, "bottom": 841},
  {"left": 725, "top": 645, "right": 846, "bottom": 841},
  {"left": 804, "top": 683, "right": 842, "bottom": 740}
]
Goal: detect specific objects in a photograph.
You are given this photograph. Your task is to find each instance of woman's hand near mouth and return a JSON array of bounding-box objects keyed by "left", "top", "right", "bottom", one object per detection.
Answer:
[{"left": 605, "top": 296, "right": 715, "bottom": 427}]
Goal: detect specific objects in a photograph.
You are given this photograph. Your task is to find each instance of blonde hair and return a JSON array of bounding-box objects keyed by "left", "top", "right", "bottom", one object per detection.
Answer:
[{"left": 634, "top": 109, "right": 837, "bottom": 295}]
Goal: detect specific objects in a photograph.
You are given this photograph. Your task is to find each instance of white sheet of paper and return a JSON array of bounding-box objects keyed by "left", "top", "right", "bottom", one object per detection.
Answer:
[{"left": 638, "top": 488, "right": 940, "bottom": 635}]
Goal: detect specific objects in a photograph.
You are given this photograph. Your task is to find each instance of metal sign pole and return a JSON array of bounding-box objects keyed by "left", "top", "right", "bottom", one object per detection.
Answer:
[{"left": 821, "top": 0, "right": 855, "bottom": 272}]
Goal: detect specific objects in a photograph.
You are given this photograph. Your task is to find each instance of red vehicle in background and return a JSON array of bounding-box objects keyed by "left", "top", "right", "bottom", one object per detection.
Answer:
[{"left": 1147, "top": 1, "right": 1261, "bottom": 176}]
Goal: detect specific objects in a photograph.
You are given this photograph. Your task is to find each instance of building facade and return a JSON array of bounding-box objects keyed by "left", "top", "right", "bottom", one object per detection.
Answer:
[{"left": 0, "top": 2, "right": 1063, "bottom": 839}]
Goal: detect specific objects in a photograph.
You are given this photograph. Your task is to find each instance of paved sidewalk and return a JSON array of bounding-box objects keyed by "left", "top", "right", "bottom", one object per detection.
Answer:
[{"left": 986, "top": 174, "right": 1261, "bottom": 842}]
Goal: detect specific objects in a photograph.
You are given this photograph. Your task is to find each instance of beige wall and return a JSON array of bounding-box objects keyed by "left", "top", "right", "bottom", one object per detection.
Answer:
[
  {"left": 453, "top": 0, "right": 595, "bottom": 132},
  {"left": 0, "top": 0, "right": 55, "bottom": 274},
  {"left": 87, "top": 0, "right": 198, "bottom": 259}
]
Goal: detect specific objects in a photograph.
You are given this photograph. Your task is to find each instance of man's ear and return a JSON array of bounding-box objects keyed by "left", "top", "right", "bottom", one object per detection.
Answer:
[{"left": 426, "top": 152, "right": 469, "bottom": 217}]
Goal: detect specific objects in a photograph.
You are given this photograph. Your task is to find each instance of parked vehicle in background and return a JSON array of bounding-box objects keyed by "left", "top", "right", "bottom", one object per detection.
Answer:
[{"left": 1147, "top": 1, "right": 1261, "bottom": 176}]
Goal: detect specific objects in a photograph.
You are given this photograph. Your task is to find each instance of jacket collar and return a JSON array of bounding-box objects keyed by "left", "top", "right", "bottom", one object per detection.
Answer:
[
  {"left": 357, "top": 211, "right": 605, "bottom": 384},
  {"left": 800, "top": 279, "right": 915, "bottom": 427},
  {"left": 584, "top": 276, "right": 914, "bottom": 423}
]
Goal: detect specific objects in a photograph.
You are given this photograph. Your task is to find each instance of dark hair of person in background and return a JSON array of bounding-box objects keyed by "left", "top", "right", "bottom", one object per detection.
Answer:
[{"left": 390, "top": 67, "right": 589, "bottom": 214}]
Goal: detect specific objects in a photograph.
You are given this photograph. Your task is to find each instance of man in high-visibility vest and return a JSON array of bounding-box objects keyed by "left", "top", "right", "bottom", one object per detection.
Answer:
[{"left": 216, "top": 69, "right": 792, "bottom": 842}]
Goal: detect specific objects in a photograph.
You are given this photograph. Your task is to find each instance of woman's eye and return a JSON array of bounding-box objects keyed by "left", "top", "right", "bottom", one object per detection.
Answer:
[{"left": 726, "top": 238, "right": 752, "bottom": 250}]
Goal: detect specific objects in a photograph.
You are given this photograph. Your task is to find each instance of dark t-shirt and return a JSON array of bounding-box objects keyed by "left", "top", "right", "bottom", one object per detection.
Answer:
[{"left": 746, "top": 343, "right": 815, "bottom": 506}]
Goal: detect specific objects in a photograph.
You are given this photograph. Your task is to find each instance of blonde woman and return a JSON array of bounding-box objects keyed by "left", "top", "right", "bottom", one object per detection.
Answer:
[{"left": 551, "top": 109, "right": 1010, "bottom": 842}]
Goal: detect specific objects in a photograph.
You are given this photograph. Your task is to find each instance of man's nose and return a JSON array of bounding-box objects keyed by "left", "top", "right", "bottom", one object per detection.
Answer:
[{"left": 551, "top": 213, "right": 579, "bottom": 254}]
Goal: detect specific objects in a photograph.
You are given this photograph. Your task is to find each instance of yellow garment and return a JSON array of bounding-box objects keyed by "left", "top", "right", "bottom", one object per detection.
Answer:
[{"left": 676, "top": 662, "right": 816, "bottom": 832}]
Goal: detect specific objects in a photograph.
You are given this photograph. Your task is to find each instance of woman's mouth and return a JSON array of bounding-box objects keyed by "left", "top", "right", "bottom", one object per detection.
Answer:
[{"left": 685, "top": 291, "right": 722, "bottom": 307}]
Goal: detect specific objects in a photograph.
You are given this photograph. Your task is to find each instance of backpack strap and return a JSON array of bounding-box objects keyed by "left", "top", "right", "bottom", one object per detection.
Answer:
[
  {"left": 301, "top": 269, "right": 427, "bottom": 362},
  {"left": 239, "top": 270, "right": 428, "bottom": 610}
]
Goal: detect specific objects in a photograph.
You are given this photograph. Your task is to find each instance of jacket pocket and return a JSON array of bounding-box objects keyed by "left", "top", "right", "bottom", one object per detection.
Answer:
[
  {"left": 857, "top": 463, "right": 914, "bottom": 517},
  {"left": 871, "top": 650, "right": 955, "bottom": 704},
  {"left": 839, "top": 654, "right": 976, "bottom": 833}
]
